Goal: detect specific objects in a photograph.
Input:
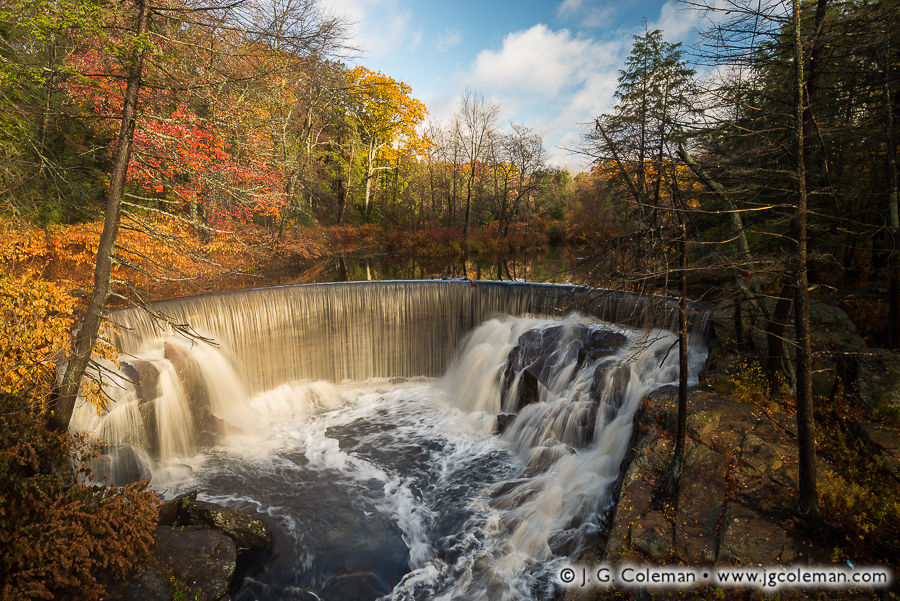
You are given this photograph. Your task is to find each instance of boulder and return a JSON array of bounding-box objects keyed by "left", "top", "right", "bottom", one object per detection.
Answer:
[
  {"left": 158, "top": 493, "right": 273, "bottom": 550},
  {"left": 319, "top": 571, "right": 382, "bottom": 601},
  {"left": 495, "top": 413, "right": 516, "bottom": 434},
  {"left": 184, "top": 500, "right": 273, "bottom": 550},
  {"left": 851, "top": 349, "right": 900, "bottom": 411},
  {"left": 104, "top": 525, "right": 236, "bottom": 601},
  {"left": 853, "top": 421, "right": 900, "bottom": 481},
  {"left": 158, "top": 490, "right": 198, "bottom": 526},
  {"left": 809, "top": 302, "right": 857, "bottom": 332},
  {"left": 101, "top": 445, "right": 152, "bottom": 486}
]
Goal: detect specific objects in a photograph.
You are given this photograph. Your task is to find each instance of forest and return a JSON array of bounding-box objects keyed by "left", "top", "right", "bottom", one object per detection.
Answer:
[{"left": 2, "top": 0, "right": 900, "bottom": 596}]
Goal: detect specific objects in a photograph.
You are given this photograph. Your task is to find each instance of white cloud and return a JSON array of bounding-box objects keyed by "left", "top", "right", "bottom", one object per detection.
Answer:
[
  {"left": 652, "top": 0, "right": 706, "bottom": 42},
  {"left": 323, "top": 0, "right": 420, "bottom": 60},
  {"left": 457, "top": 24, "right": 629, "bottom": 169},
  {"left": 468, "top": 25, "right": 605, "bottom": 97},
  {"left": 410, "top": 31, "right": 423, "bottom": 52},
  {"left": 436, "top": 28, "right": 463, "bottom": 53},
  {"left": 556, "top": 0, "right": 621, "bottom": 29}
]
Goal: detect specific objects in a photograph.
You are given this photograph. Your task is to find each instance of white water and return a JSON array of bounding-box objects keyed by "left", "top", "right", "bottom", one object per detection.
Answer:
[{"left": 73, "top": 304, "right": 706, "bottom": 601}]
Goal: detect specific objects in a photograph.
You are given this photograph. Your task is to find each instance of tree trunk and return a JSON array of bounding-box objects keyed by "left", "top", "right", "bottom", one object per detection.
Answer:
[
  {"left": 463, "top": 160, "right": 474, "bottom": 236},
  {"left": 884, "top": 45, "right": 900, "bottom": 346},
  {"left": 673, "top": 223, "right": 689, "bottom": 479},
  {"left": 791, "top": 0, "right": 820, "bottom": 520},
  {"left": 49, "top": 0, "right": 151, "bottom": 431}
]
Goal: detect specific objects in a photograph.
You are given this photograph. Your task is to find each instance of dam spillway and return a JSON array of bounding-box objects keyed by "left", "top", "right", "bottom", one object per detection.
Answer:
[
  {"left": 104, "top": 280, "right": 709, "bottom": 394},
  {"left": 72, "top": 280, "right": 710, "bottom": 601}
]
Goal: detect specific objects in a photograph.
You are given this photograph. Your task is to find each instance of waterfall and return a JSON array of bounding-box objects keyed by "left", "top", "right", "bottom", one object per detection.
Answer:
[{"left": 70, "top": 280, "right": 710, "bottom": 600}]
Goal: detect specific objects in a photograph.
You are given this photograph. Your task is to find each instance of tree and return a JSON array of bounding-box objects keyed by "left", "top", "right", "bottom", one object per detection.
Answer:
[
  {"left": 456, "top": 87, "right": 501, "bottom": 236},
  {"left": 502, "top": 122, "right": 546, "bottom": 235},
  {"left": 589, "top": 25, "right": 696, "bottom": 228},
  {"left": 45, "top": 0, "right": 350, "bottom": 431},
  {"left": 344, "top": 66, "right": 427, "bottom": 221}
]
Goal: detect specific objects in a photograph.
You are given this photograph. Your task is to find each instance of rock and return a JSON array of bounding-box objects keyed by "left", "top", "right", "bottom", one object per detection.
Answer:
[
  {"left": 489, "top": 479, "right": 539, "bottom": 510},
  {"left": 105, "top": 525, "right": 236, "bottom": 601},
  {"left": 718, "top": 503, "right": 795, "bottom": 564},
  {"left": 165, "top": 493, "right": 272, "bottom": 549},
  {"left": 851, "top": 349, "right": 900, "bottom": 410},
  {"left": 495, "top": 413, "right": 516, "bottom": 434},
  {"left": 576, "top": 329, "right": 628, "bottom": 369},
  {"left": 809, "top": 302, "right": 858, "bottom": 332},
  {"left": 184, "top": 500, "right": 273, "bottom": 550},
  {"left": 319, "top": 571, "right": 381, "bottom": 601},
  {"left": 158, "top": 490, "right": 198, "bottom": 526},
  {"left": 675, "top": 447, "right": 728, "bottom": 564},
  {"left": 502, "top": 324, "right": 627, "bottom": 411},
  {"left": 853, "top": 421, "right": 900, "bottom": 480},
  {"left": 603, "top": 479, "right": 654, "bottom": 564},
  {"left": 122, "top": 359, "right": 162, "bottom": 404},
  {"left": 523, "top": 443, "right": 576, "bottom": 477},
  {"left": 158, "top": 494, "right": 272, "bottom": 550},
  {"left": 98, "top": 445, "right": 152, "bottom": 486},
  {"left": 631, "top": 510, "right": 675, "bottom": 562},
  {"left": 740, "top": 432, "right": 799, "bottom": 488}
]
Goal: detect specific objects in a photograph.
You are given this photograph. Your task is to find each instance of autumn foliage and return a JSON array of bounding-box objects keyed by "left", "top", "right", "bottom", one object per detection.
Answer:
[{"left": 0, "top": 403, "right": 158, "bottom": 600}]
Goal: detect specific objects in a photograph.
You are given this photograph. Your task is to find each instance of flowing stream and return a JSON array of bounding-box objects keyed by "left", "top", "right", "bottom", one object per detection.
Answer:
[{"left": 70, "top": 281, "right": 709, "bottom": 601}]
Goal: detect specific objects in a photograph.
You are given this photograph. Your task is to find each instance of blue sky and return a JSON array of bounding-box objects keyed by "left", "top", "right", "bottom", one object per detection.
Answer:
[{"left": 326, "top": 0, "right": 713, "bottom": 170}]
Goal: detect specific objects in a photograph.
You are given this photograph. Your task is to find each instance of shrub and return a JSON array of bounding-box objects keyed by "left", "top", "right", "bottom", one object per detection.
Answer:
[{"left": 0, "top": 399, "right": 158, "bottom": 600}]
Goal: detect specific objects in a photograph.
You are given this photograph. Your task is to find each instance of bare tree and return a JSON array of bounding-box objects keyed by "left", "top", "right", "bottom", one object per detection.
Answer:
[{"left": 456, "top": 87, "right": 501, "bottom": 236}]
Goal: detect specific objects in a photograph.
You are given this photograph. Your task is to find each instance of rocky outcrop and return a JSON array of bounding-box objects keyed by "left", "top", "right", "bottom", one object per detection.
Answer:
[
  {"left": 501, "top": 324, "right": 627, "bottom": 412},
  {"left": 588, "top": 388, "right": 822, "bottom": 600},
  {"left": 106, "top": 493, "right": 272, "bottom": 601},
  {"left": 853, "top": 421, "right": 900, "bottom": 482},
  {"left": 104, "top": 525, "right": 236, "bottom": 601},
  {"left": 157, "top": 490, "right": 273, "bottom": 550},
  {"left": 711, "top": 299, "right": 900, "bottom": 412}
]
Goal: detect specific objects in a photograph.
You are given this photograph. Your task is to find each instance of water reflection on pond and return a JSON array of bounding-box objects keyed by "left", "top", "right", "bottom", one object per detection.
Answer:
[{"left": 320, "top": 248, "right": 576, "bottom": 284}]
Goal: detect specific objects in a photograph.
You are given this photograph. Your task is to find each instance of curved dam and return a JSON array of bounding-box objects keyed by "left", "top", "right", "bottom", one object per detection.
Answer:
[{"left": 71, "top": 280, "right": 711, "bottom": 601}]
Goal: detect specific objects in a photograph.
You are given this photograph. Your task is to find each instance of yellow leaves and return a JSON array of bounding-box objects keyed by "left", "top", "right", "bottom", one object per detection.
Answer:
[
  {"left": 0, "top": 273, "right": 75, "bottom": 407},
  {"left": 346, "top": 66, "right": 429, "bottom": 156}
]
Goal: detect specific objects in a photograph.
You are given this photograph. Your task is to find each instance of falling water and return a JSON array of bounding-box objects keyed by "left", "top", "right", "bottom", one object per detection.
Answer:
[{"left": 70, "top": 281, "right": 709, "bottom": 600}]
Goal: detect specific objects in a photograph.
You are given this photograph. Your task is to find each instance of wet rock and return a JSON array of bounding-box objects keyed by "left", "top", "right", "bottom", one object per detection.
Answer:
[
  {"left": 489, "top": 479, "right": 539, "bottom": 510},
  {"left": 550, "top": 519, "right": 605, "bottom": 558},
  {"left": 178, "top": 500, "right": 272, "bottom": 550},
  {"left": 158, "top": 490, "right": 198, "bottom": 526},
  {"left": 495, "top": 413, "right": 516, "bottom": 434},
  {"left": 105, "top": 525, "right": 236, "bottom": 601},
  {"left": 575, "top": 329, "right": 628, "bottom": 369},
  {"left": 502, "top": 324, "right": 627, "bottom": 412},
  {"left": 523, "top": 443, "right": 576, "bottom": 477},
  {"left": 121, "top": 358, "right": 161, "bottom": 404},
  {"left": 158, "top": 493, "right": 272, "bottom": 550},
  {"left": 102, "top": 445, "right": 152, "bottom": 486},
  {"left": 319, "top": 571, "right": 381, "bottom": 601}
]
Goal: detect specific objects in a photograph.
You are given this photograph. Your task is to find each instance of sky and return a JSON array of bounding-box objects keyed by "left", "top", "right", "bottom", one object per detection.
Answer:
[{"left": 323, "top": 0, "right": 714, "bottom": 171}]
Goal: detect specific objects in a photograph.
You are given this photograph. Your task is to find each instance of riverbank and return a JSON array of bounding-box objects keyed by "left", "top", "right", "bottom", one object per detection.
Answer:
[{"left": 564, "top": 383, "right": 899, "bottom": 600}]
